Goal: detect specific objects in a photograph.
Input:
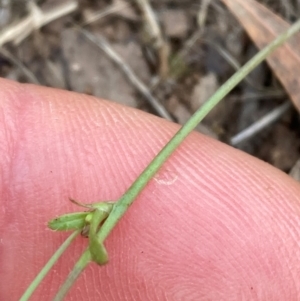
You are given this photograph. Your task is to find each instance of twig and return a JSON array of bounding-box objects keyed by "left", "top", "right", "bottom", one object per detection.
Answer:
[
  {"left": 197, "top": 0, "right": 212, "bottom": 31},
  {"left": 77, "top": 26, "right": 173, "bottom": 121},
  {"left": 81, "top": 2, "right": 134, "bottom": 26},
  {"left": 0, "top": 1, "right": 78, "bottom": 47},
  {"left": 0, "top": 0, "right": 11, "bottom": 28},
  {"left": 0, "top": 47, "right": 40, "bottom": 84},
  {"left": 172, "top": 0, "right": 212, "bottom": 73},
  {"left": 134, "top": 0, "right": 169, "bottom": 78},
  {"left": 202, "top": 38, "right": 266, "bottom": 91},
  {"left": 230, "top": 101, "right": 291, "bottom": 146}
]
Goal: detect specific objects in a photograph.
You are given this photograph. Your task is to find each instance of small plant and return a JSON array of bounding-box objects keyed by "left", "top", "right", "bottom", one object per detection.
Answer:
[{"left": 20, "top": 19, "right": 300, "bottom": 301}]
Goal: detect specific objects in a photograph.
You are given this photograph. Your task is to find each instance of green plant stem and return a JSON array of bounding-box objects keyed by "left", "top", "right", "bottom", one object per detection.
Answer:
[
  {"left": 19, "top": 230, "right": 80, "bottom": 301},
  {"left": 99, "top": 19, "right": 300, "bottom": 240},
  {"left": 52, "top": 250, "right": 91, "bottom": 301},
  {"left": 49, "top": 19, "right": 300, "bottom": 300}
]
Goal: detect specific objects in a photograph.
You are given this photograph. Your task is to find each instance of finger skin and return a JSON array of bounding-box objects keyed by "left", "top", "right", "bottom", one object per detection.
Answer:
[{"left": 1, "top": 78, "right": 300, "bottom": 300}]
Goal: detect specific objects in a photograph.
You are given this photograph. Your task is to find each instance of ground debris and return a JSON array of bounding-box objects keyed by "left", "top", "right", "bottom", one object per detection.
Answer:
[{"left": 0, "top": 0, "right": 299, "bottom": 172}]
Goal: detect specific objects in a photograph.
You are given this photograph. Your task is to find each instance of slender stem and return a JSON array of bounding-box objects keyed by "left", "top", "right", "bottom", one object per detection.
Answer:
[
  {"left": 98, "top": 19, "right": 300, "bottom": 241},
  {"left": 19, "top": 230, "right": 80, "bottom": 301},
  {"left": 52, "top": 249, "right": 91, "bottom": 301}
]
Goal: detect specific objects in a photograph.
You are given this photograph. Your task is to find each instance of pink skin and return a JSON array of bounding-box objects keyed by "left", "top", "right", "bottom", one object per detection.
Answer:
[{"left": 1, "top": 78, "right": 300, "bottom": 300}]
